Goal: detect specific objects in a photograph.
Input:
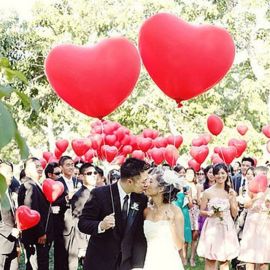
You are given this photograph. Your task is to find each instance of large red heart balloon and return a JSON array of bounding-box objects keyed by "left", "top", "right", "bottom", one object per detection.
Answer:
[
  {"left": 16, "top": 206, "right": 41, "bottom": 231},
  {"left": 248, "top": 174, "right": 268, "bottom": 193},
  {"left": 207, "top": 114, "right": 224, "bottom": 136},
  {"left": 45, "top": 38, "right": 141, "bottom": 119},
  {"left": 262, "top": 124, "right": 270, "bottom": 138},
  {"left": 228, "top": 138, "right": 247, "bottom": 158},
  {"left": 237, "top": 124, "right": 248, "bottom": 136},
  {"left": 42, "top": 178, "right": 64, "bottom": 203},
  {"left": 190, "top": 145, "right": 209, "bottom": 164},
  {"left": 139, "top": 13, "right": 235, "bottom": 106},
  {"left": 43, "top": 151, "right": 53, "bottom": 162},
  {"left": 149, "top": 147, "right": 164, "bottom": 165},
  {"left": 56, "top": 139, "right": 69, "bottom": 153},
  {"left": 101, "top": 145, "right": 118, "bottom": 163}
]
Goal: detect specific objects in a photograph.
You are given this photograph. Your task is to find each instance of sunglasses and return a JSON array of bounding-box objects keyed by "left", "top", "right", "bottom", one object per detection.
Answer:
[
  {"left": 53, "top": 172, "right": 61, "bottom": 176},
  {"left": 84, "top": 171, "right": 98, "bottom": 176}
]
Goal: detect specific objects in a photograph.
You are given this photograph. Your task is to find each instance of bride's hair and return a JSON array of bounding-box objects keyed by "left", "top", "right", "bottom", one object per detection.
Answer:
[{"left": 149, "top": 167, "right": 179, "bottom": 203}]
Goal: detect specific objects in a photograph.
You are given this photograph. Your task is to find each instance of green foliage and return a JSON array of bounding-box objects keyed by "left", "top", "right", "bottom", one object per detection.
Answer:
[{"left": 0, "top": 0, "right": 270, "bottom": 163}]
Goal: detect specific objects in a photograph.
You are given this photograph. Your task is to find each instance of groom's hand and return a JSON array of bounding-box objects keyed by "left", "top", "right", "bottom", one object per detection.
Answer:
[{"left": 100, "top": 213, "right": 115, "bottom": 231}]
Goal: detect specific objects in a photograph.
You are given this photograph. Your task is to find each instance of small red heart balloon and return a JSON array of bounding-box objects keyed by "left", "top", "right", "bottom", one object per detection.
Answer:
[
  {"left": 122, "top": 145, "right": 133, "bottom": 156},
  {"left": 164, "top": 145, "right": 179, "bottom": 167},
  {"left": 149, "top": 147, "right": 164, "bottom": 165},
  {"left": 262, "top": 124, "right": 270, "bottom": 138},
  {"left": 137, "top": 137, "right": 153, "bottom": 153},
  {"left": 16, "top": 206, "right": 41, "bottom": 231},
  {"left": 218, "top": 146, "right": 237, "bottom": 164},
  {"left": 192, "top": 136, "right": 207, "bottom": 147},
  {"left": 190, "top": 145, "right": 209, "bottom": 164},
  {"left": 188, "top": 159, "right": 201, "bottom": 172},
  {"left": 84, "top": 149, "right": 96, "bottom": 162},
  {"left": 42, "top": 178, "right": 64, "bottom": 203},
  {"left": 45, "top": 38, "right": 141, "bottom": 119},
  {"left": 101, "top": 145, "right": 118, "bottom": 163},
  {"left": 153, "top": 137, "right": 168, "bottom": 148},
  {"left": 228, "top": 138, "right": 247, "bottom": 158},
  {"left": 115, "top": 127, "right": 126, "bottom": 141},
  {"left": 139, "top": 13, "right": 235, "bottom": 106},
  {"left": 55, "top": 139, "right": 69, "bottom": 153},
  {"left": 237, "top": 124, "right": 248, "bottom": 136},
  {"left": 43, "top": 152, "right": 53, "bottom": 162},
  {"left": 54, "top": 148, "right": 62, "bottom": 159},
  {"left": 39, "top": 158, "right": 47, "bottom": 169},
  {"left": 211, "top": 153, "right": 224, "bottom": 164},
  {"left": 72, "top": 139, "right": 92, "bottom": 157},
  {"left": 166, "top": 135, "right": 183, "bottom": 149},
  {"left": 207, "top": 114, "right": 224, "bottom": 136},
  {"left": 248, "top": 174, "right": 268, "bottom": 193},
  {"left": 105, "top": 134, "right": 117, "bottom": 146},
  {"left": 132, "top": 150, "right": 145, "bottom": 160}
]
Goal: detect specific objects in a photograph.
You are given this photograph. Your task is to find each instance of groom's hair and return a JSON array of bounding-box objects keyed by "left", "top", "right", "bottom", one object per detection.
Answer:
[{"left": 120, "top": 158, "right": 149, "bottom": 180}]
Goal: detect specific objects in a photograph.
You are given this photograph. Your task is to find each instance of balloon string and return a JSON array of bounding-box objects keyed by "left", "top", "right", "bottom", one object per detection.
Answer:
[
  {"left": 218, "top": 146, "right": 227, "bottom": 165},
  {"left": 100, "top": 120, "right": 108, "bottom": 162},
  {"left": 45, "top": 203, "right": 51, "bottom": 233}
]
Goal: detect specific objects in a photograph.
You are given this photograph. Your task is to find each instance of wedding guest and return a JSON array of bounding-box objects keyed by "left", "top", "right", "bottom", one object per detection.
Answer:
[
  {"left": 185, "top": 168, "right": 200, "bottom": 267},
  {"left": 44, "top": 162, "right": 61, "bottom": 180},
  {"left": 197, "top": 163, "right": 239, "bottom": 270},
  {"left": 174, "top": 165, "right": 186, "bottom": 178},
  {"left": 196, "top": 168, "right": 205, "bottom": 185},
  {"left": 238, "top": 166, "right": 270, "bottom": 270}
]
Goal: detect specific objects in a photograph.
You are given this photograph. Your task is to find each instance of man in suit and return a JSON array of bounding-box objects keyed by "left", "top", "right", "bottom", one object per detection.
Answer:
[
  {"left": 0, "top": 161, "right": 20, "bottom": 270},
  {"left": 52, "top": 156, "right": 82, "bottom": 270},
  {"left": 18, "top": 157, "right": 54, "bottom": 270},
  {"left": 44, "top": 162, "right": 61, "bottom": 180},
  {"left": 78, "top": 158, "right": 149, "bottom": 270},
  {"left": 232, "top": 157, "right": 255, "bottom": 195},
  {"left": 68, "top": 162, "right": 98, "bottom": 269}
]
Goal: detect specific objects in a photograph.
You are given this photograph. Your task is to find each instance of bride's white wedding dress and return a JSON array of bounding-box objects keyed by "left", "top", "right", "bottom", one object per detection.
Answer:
[{"left": 143, "top": 220, "right": 184, "bottom": 270}]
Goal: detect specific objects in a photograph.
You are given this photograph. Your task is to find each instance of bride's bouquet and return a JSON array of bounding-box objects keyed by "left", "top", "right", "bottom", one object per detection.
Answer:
[{"left": 209, "top": 199, "right": 227, "bottom": 221}]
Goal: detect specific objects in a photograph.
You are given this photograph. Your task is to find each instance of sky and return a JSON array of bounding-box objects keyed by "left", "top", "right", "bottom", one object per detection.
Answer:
[{"left": 0, "top": 0, "right": 38, "bottom": 19}]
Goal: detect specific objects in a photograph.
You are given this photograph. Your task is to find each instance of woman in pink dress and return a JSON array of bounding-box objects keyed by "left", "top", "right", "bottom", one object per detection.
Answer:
[
  {"left": 197, "top": 163, "right": 239, "bottom": 270},
  {"left": 238, "top": 167, "right": 270, "bottom": 270}
]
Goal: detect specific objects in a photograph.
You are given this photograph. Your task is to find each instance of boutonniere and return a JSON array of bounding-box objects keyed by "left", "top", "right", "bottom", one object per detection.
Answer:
[{"left": 130, "top": 202, "right": 139, "bottom": 214}]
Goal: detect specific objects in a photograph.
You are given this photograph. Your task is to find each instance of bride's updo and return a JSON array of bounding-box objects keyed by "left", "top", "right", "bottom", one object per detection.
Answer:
[{"left": 149, "top": 167, "right": 180, "bottom": 203}]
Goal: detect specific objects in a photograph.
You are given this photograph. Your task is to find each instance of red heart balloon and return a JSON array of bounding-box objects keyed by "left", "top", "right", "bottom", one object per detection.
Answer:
[
  {"left": 132, "top": 150, "right": 145, "bottom": 160},
  {"left": 201, "top": 133, "right": 212, "bottom": 144},
  {"left": 115, "top": 127, "right": 126, "bottom": 141},
  {"left": 237, "top": 124, "right": 248, "bottom": 136},
  {"left": 72, "top": 138, "right": 92, "bottom": 157},
  {"left": 84, "top": 149, "right": 96, "bottom": 162},
  {"left": 207, "top": 114, "right": 224, "bottom": 136},
  {"left": 55, "top": 139, "right": 69, "bottom": 153},
  {"left": 188, "top": 159, "right": 201, "bottom": 172},
  {"left": 218, "top": 146, "right": 237, "bottom": 164},
  {"left": 166, "top": 135, "right": 183, "bottom": 149},
  {"left": 43, "top": 151, "right": 53, "bottom": 162},
  {"left": 105, "top": 134, "right": 117, "bottom": 146},
  {"left": 149, "top": 147, "right": 164, "bottom": 165},
  {"left": 211, "top": 154, "right": 224, "bottom": 164},
  {"left": 16, "top": 206, "right": 41, "bottom": 231},
  {"left": 153, "top": 137, "right": 168, "bottom": 148},
  {"left": 54, "top": 148, "right": 62, "bottom": 159},
  {"left": 45, "top": 38, "right": 141, "bottom": 119},
  {"left": 122, "top": 145, "right": 133, "bottom": 156},
  {"left": 164, "top": 145, "right": 179, "bottom": 167},
  {"left": 248, "top": 174, "right": 268, "bottom": 193},
  {"left": 137, "top": 137, "right": 153, "bottom": 153},
  {"left": 42, "top": 178, "right": 64, "bottom": 203},
  {"left": 192, "top": 136, "right": 207, "bottom": 147},
  {"left": 190, "top": 145, "right": 209, "bottom": 164},
  {"left": 142, "top": 129, "right": 159, "bottom": 139},
  {"left": 228, "top": 138, "right": 247, "bottom": 158},
  {"left": 101, "top": 145, "right": 118, "bottom": 163},
  {"left": 139, "top": 13, "right": 235, "bottom": 106},
  {"left": 90, "top": 134, "right": 102, "bottom": 150},
  {"left": 39, "top": 158, "right": 47, "bottom": 169},
  {"left": 262, "top": 124, "right": 270, "bottom": 138}
]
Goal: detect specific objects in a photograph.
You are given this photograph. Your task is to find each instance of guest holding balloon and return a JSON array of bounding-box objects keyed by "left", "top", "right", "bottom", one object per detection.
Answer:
[
  {"left": 185, "top": 167, "right": 200, "bottom": 267},
  {"left": 197, "top": 163, "right": 239, "bottom": 270},
  {"left": 238, "top": 166, "right": 270, "bottom": 270},
  {"left": 18, "top": 157, "right": 54, "bottom": 270}
]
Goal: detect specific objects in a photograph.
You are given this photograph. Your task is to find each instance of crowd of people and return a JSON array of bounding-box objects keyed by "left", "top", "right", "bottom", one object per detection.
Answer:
[{"left": 0, "top": 155, "right": 269, "bottom": 270}]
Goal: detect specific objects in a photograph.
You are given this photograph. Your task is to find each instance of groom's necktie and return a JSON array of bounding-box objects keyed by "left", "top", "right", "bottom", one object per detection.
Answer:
[{"left": 121, "top": 195, "right": 129, "bottom": 228}]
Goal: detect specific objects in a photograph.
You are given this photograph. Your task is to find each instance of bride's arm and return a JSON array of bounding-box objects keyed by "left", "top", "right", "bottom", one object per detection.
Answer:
[{"left": 171, "top": 205, "right": 184, "bottom": 251}]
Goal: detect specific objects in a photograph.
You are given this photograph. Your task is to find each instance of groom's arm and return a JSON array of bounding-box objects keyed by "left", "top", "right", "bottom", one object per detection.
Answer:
[
  {"left": 131, "top": 197, "right": 147, "bottom": 269},
  {"left": 78, "top": 188, "right": 102, "bottom": 236}
]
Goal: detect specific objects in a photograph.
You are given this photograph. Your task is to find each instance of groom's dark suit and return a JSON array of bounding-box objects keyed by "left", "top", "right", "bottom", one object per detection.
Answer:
[{"left": 78, "top": 182, "right": 147, "bottom": 270}]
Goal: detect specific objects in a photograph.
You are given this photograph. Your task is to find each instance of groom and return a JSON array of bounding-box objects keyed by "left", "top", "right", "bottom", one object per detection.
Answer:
[{"left": 78, "top": 158, "right": 149, "bottom": 270}]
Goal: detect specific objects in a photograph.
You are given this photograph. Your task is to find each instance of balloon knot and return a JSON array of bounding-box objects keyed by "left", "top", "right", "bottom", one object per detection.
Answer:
[{"left": 176, "top": 100, "right": 183, "bottom": 108}]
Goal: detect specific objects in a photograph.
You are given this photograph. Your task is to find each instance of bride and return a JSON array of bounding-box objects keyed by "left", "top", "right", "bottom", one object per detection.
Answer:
[{"left": 143, "top": 167, "right": 185, "bottom": 270}]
